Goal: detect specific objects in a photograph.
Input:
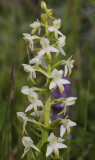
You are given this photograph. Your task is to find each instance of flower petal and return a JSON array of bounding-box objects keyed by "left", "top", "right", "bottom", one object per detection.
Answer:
[
  {"left": 21, "top": 86, "right": 29, "bottom": 95},
  {"left": 59, "top": 79, "right": 70, "bottom": 84},
  {"left": 48, "top": 133, "right": 55, "bottom": 142},
  {"left": 67, "top": 97, "right": 77, "bottom": 101},
  {"left": 49, "top": 46, "right": 59, "bottom": 53},
  {"left": 58, "top": 137, "right": 65, "bottom": 142},
  {"left": 68, "top": 120, "right": 77, "bottom": 127},
  {"left": 46, "top": 145, "right": 53, "bottom": 157},
  {"left": 48, "top": 27, "right": 54, "bottom": 32},
  {"left": 57, "top": 30, "right": 63, "bottom": 35},
  {"left": 58, "top": 46, "right": 66, "bottom": 56},
  {"left": 40, "top": 59, "right": 47, "bottom": 69},
  {"left": 60, "top": 125, "right": 66, "bottom": 137},
  {"left": 38, "top": 49, "right": 45, "bottom": 55},
  {"left": 56, "top": 143, "right": 67, "bottom": 149},
  {"left": 51, "top": 69, "right": 57, "bottom": 78},
  {"left": 49, "top": 81, "right": 56, "bottom": 90},
  {"left": 36, "top": 100, "right": 43, "bottom": 106},
  {"left": 64, "top": 65, "right": 68, "bottom": 77},
  {"left": 25, "top": 104, "right": 33, "bottom": 112},
  {"left": 59, "top": 70, "right": 63, "bottom": 76},
  {"left": 31, "top": 144, "right": 40, "bottom": 152}
]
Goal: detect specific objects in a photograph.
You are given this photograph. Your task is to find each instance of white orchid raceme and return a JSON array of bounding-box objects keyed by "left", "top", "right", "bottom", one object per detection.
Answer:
[
  {"left": 23, "top": 33, "right": 39, "bottom": 50},
  {"left": 30, "top": 19, "right": 41, "bottom": 35},
  {"left": 30, "top": 50, "right": 47, "bottom": 69},
  {"left": 21, "top": 136, "right": 40, "bottom": 158},
  {"left": 46, "top": 133, "right": 67, "bottom": 158},
  {"left": 60, "top": 118, "right": 77, "bottom": 137},
  {"left": 40, "top": 38, "right": 59, "bottom": 60},
  {"left": 49, "top": 69, "right": 70, "bottom": 93},
  {"left": 57, "top": 35, "right": 66, "bottom": 56},
  {"left": 18, "top": 2, "right": 77, "bottom": 159},
  {"left": 16, "top": 112, "right": 32, "bottom": 134},
  {"left": 60, "top": 97, "right": 77, "bottom": 115},
  {"left": 61, "top": 56, "right": 74, "bottom": 77},
  {"left": 48, "top": 19, "right": 62, "bottom": 39},
  {"left": 22, "top": 64, "right": 36, "bottom": 83}
]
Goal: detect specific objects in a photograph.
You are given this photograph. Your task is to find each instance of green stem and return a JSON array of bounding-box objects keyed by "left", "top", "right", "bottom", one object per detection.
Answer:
[{"left": 42, "top": 62, "right": 51, "bottom": 145}]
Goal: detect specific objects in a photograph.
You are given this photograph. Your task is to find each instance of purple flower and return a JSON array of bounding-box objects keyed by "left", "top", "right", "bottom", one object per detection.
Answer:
[{"left": 51, "top": 77, "right": 76, "bottom": 119}]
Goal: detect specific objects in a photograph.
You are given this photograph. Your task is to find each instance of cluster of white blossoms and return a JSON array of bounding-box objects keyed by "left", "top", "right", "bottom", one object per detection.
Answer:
[{"left": 17, "top": 1, "right": 77, "bottom": 159}]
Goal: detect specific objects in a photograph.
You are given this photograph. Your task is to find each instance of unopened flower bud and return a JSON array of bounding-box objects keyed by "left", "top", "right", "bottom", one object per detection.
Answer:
[{"left": 41, "top": 1, "right": 47, "bottom": 10}]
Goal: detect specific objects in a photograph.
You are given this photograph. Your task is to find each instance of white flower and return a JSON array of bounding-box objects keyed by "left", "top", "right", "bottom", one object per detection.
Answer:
[
  {"left": 57, "top": 35, "right": 66, "bottom": 56},
  {"left": 30, "top": 20, "right": 41, "bottom": 35},
  {"left": 61, "top": 56, "right": 74, "bottom": 77},
  {"left": 40, "top": 38, "right": 59, "bottom": 60},
  {"left": 16, "top": 112, "right": 31, "bottom": 134},
  {"left": 60, "top": 118, "right": 76, "bottom": 137},
  {"left": 21, "top": 136, "right": 40, "bottom": 158},
  {"left": 30, "top": 50, "right": 47, "bottom": 69},
  {"left": 22, "top": 64, "right": 36, "bottom": 83},
  {"left": 49, "top": 69, "right": 70, "bottom": 93},
  {"left": 21, "top": 87, "right": 43, "bottom": 116},
  {"left": 48, "top": 19, "right": 62, "bottom": 39},
  {"left": 60, "top": 97, "right": 77, "bottom": 114},
  {"left": 23, "top": 33, "right": 39, "bottom": 50},
  {"left": 46, "top": 133, "right": 67, "bottom": 158}
]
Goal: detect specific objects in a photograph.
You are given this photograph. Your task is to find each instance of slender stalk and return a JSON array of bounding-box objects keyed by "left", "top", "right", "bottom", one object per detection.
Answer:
[{"left": 42, "top": 62, "right": 51, "bottom": 145}]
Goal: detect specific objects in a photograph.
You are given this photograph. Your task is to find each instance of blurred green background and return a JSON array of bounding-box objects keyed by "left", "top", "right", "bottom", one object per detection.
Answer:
[{"left": 0, "top": 0, "right": 95, "bottom": 159}]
